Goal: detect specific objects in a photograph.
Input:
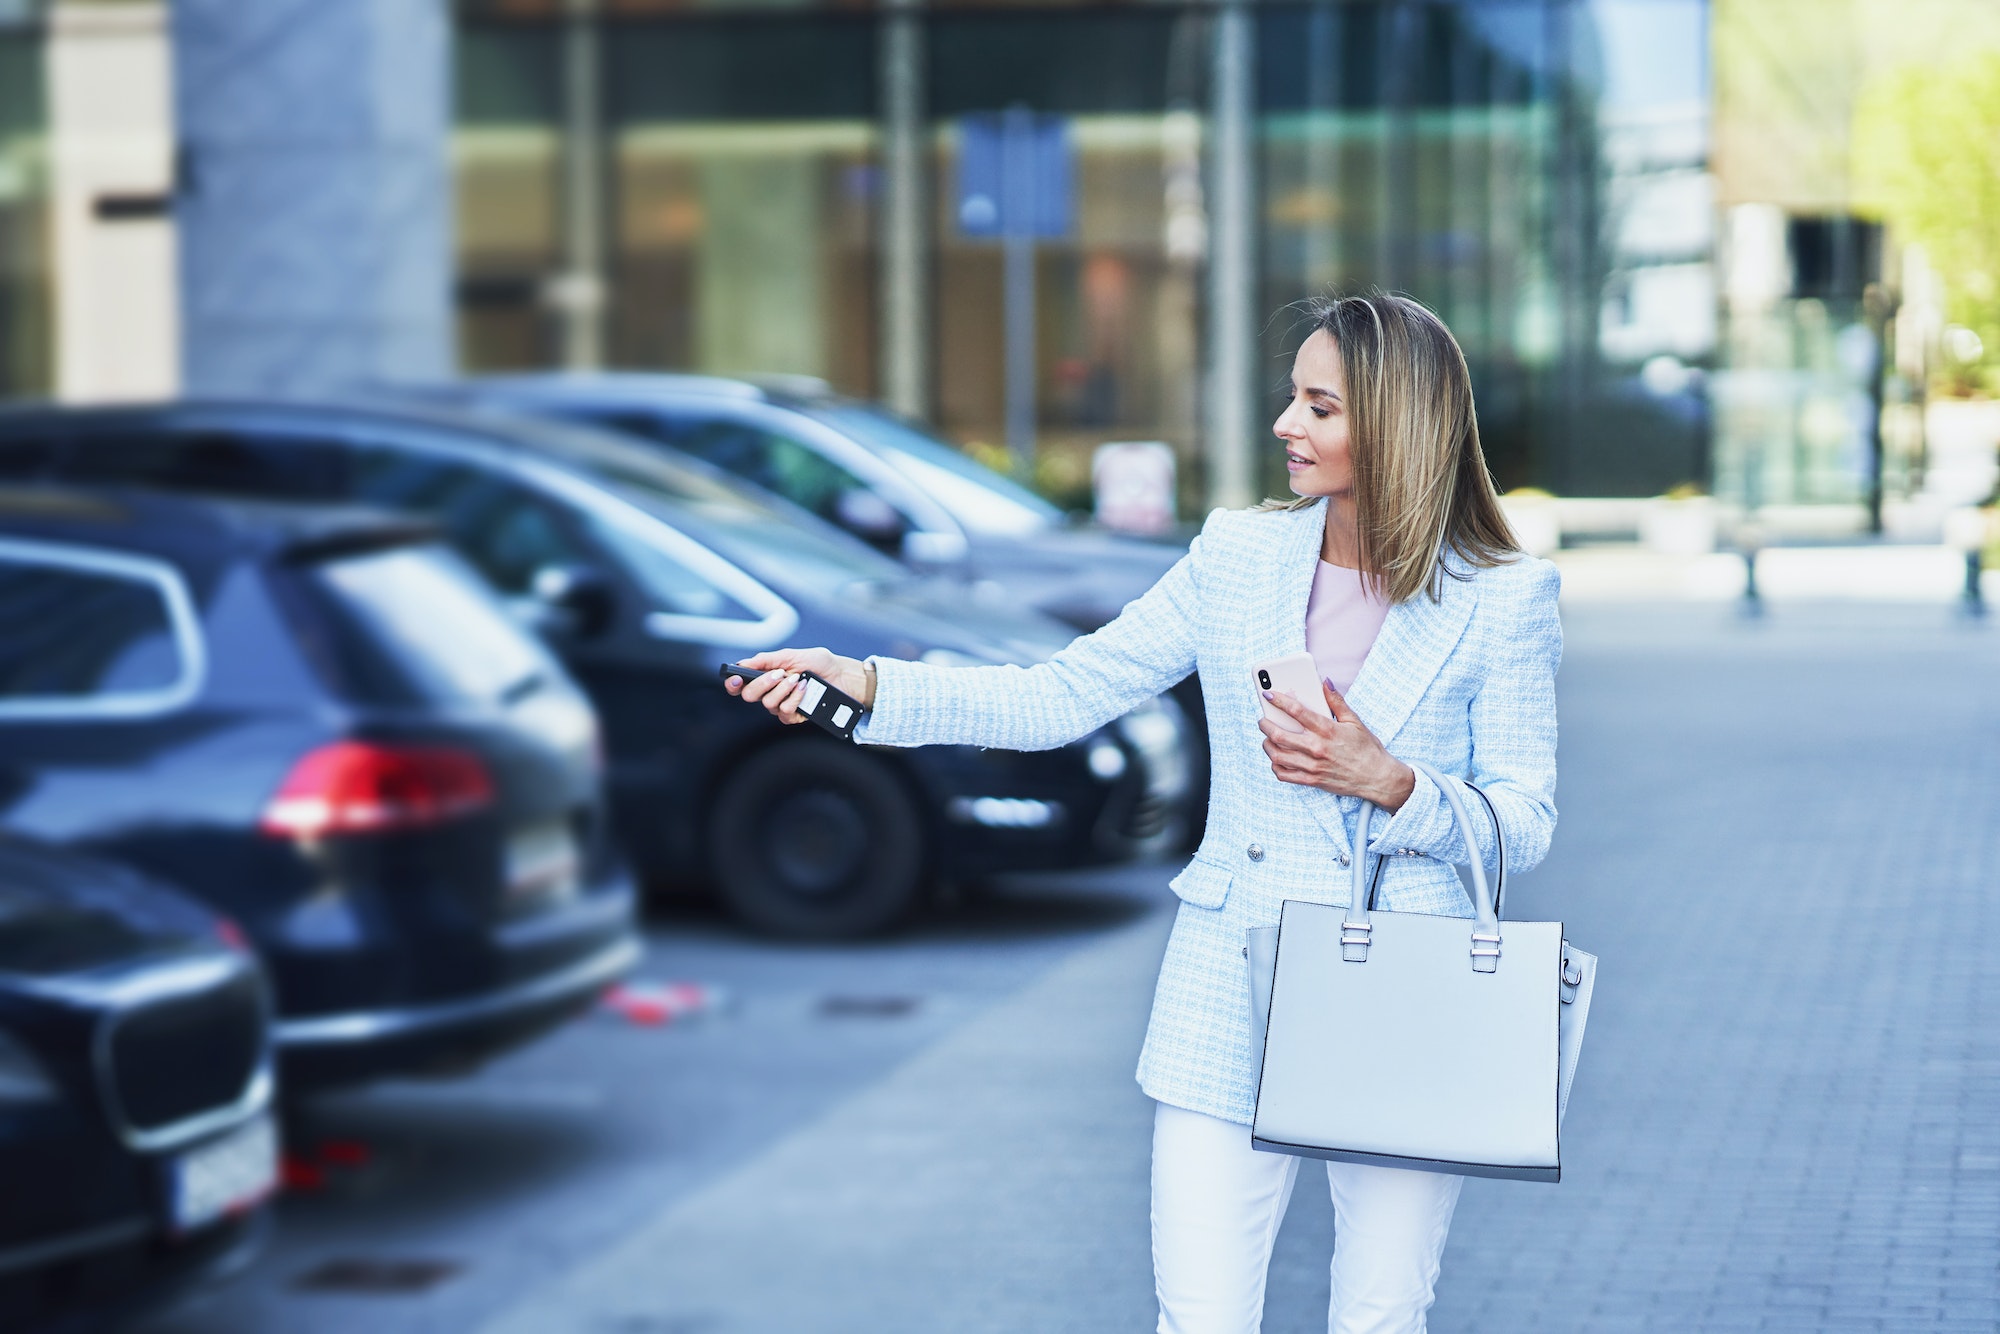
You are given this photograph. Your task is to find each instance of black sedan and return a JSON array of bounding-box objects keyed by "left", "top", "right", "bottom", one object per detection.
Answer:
[
  {"left": 0, "top": 838, "right": 276, "bottom": 1330},
  {"left": 0, "top": 402, "right": 1189, "bottom": 937},
  {"left": 0, "top": 487, "right": 638, "bottom": 1087},
  {"left": 407, "top": 372, "right": 1211, "bottom": 840}
]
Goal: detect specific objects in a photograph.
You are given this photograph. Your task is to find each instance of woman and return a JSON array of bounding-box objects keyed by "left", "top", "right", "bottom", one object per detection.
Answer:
[{"left": 727, "top": 293, "right": 1561, "bottom": 1334}]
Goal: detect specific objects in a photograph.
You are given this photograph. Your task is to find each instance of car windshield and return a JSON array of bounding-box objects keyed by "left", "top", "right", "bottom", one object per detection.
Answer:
[
  {"left": 807, "top": 403, "right": 1061, "bottom": 536},
  {"left": 571, "top": 451, "right": 911, "bottom": 600},
  {"left": 300, "top": 544, "right": 557, "bottom": 706}
]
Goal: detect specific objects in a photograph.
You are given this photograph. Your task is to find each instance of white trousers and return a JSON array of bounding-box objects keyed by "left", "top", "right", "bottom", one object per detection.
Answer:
[{"left": 1151, "top": 1102, "right": 1463, "bottom": 1334}]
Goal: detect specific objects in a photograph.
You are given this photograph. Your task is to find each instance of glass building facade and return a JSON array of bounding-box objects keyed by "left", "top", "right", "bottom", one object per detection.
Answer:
[
  {"left": 455, "top": 0, "right": 1719, "bottom": 509},
  {"left": 0, "top": 11, "right": 50, "bottom": 400}
]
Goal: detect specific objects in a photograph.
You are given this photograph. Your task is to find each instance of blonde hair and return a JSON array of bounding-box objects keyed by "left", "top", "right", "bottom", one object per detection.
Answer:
[{"left": 1260, "top": 292, "right": 1519, "bottom": 603}]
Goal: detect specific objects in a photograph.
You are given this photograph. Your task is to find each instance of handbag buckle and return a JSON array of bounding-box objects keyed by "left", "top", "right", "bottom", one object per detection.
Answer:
[
  {"left": 1340, "top": 919, "right": 1371, "bottom": 963},
  {"left": 1470, "top": 931, "right": 1501, "bottom": 973},
  {"left": 1561, "top": 957, "right": 1583, "bottom": 1003}
]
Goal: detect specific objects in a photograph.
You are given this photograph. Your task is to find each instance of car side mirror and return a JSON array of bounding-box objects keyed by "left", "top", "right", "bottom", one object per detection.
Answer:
[
  {"left": 833, "top": 487, "right": 907, "bottom": 547},
  {"left": 529, "top": 564, "right": 616, "bottom": 641}
]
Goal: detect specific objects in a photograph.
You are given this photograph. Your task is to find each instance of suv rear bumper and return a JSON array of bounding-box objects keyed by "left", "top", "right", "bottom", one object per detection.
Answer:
[{"left": 275, "top": 932, "right": 639, "bottom": 1049}]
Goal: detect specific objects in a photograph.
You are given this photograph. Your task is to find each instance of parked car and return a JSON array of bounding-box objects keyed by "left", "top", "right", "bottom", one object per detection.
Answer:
[
  {"left": 0, "top": 485, "right": 638, "bottom": 1087},
  {"left": 0, "top": 402, "right": 1189, "bottom": 937},
  {"left": 0, "top": 837, "right": 276, "bottom": 1330},
  {"left": 406, "top": 372, "right": 1211, "bottom": 841}
]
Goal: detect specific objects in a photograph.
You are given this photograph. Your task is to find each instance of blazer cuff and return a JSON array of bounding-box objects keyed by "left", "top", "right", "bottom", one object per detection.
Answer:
[
  {"left": 851, "top": 656, "right": 935, "bottom": 746},
  {"left": 1365, "top": 764, "right": 1460, "bottom": 862}
]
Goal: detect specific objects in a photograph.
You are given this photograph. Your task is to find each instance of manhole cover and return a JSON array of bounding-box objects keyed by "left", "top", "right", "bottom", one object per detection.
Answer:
[
  {"left": 293, "top": 1258, "right": 463, "bottom": 1294},
  {"left": 817, "top": 995, "right": 920, "bottom": 1018}
]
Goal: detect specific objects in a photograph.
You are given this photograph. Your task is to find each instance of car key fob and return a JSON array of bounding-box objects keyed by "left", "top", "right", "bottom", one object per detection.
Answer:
[{"left": 719, "top": 663, "right": 866, "bottom": 741}]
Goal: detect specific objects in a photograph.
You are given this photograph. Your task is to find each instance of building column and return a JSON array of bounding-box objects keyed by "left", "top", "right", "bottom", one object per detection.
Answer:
[
  {"left": 47, "top": 2, "right": 178, "bottom": 402},
  {"left": 1206, "top": 0, "right": 1257, "bottom": 511},
  {"left": 172, "top": 0, "right": 453, "bottom": 395},
  {"left": 880, "top": 0, "right": 932, "bottom": 420},
  {"left": 877, "top": 0, "right": 929, "bottom": 419},
  {"left": 553, "top": 0, "right": 606, "bottom": 370}
]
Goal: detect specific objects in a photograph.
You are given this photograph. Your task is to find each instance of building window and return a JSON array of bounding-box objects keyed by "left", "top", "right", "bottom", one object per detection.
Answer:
[{"left": 0, "top": 21, "right": 51, "bottom": 399}]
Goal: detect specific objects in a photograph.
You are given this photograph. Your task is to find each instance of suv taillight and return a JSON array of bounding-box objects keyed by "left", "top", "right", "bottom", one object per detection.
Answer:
[{"left": 260, "top": 741, "right": 495, "bottom": 838}]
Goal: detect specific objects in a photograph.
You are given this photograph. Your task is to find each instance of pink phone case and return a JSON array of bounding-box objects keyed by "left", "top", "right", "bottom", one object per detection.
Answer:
[{"left": 1253, "top": 652, "right": 1333, "bottom": 733}]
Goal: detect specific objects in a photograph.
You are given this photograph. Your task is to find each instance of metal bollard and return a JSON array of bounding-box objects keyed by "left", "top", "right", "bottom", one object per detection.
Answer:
[
  {"left": 1945, "top": 506, "right": 1989, "bottom": 619},
  {"left": 1739, "top": 546, "right": 1764, "bottom": 618}
]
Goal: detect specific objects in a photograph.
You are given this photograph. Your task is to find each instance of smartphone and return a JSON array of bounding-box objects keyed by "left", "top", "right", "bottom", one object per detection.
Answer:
[
  {"left": 1252, "top": 652, "right": 1332, "bottom": 733},
  {"left": 718, "top": 663, "right": 866, "bottom": 741}
]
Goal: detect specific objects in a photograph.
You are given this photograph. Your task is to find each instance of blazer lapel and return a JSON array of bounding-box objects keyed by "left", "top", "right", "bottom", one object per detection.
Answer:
[
  {"left": 1343, "top": 554, "right": 1479, "bottom": 748},
  {"left": 1256, "top": 517, "right": 1478, "bottom": 865},
  {"left": 1253, "top": 499, "right": 1326, "bottom": 666},
  {"left": 1263, "top": 502, "right": 1359, "bottom": 859}
]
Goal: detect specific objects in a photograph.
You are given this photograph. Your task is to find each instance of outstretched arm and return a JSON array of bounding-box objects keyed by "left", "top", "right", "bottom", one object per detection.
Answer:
[{"left": 727, "top": 528, "right": 1208, "bottom": 752}]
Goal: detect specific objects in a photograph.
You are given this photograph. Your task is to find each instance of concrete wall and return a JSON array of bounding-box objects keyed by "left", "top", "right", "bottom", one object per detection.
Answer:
[
  {"left": 48, "top": 2, "right": 178, "bottom": 402},
  {"left": 172, "top": 0, "right": 452, "bottom": 395}
]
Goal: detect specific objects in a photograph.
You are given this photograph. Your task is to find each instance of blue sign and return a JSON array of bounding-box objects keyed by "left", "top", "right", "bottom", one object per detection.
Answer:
[{"left": 956, "top": 111, "right": 1072, "bottom": 240}]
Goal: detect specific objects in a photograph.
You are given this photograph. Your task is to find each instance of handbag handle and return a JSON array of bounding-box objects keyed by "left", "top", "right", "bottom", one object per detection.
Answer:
[
  {"left": 1358, "top": 776, "right": 1506, "bottom": 916},
  {"left": 1341, "top": 761, "right": 1506, "bottom": 973}
]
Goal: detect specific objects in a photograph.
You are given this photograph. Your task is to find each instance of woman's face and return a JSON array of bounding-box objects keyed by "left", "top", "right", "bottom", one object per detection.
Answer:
[{"left": 1273, "top": 329, "right": 1353, "bottom": 500}]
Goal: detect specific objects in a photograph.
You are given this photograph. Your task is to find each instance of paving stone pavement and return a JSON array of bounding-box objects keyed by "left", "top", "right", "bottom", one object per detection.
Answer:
[
  {"left": 1397, "top": 603, "right": 2000, "bottom": 1334},
  {"left": 489, "top": 602, "right": 2000, "bottom": 1333}
]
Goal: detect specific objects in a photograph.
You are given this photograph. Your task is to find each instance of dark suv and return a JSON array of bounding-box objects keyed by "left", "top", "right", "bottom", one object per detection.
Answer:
[{"left": 0, "top": 487, "right": 637, "bottom": 1087}]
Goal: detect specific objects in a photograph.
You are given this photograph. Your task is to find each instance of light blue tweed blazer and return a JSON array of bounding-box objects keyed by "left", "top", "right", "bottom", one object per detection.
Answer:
[{"left": 857, "top": 499, "right": 1563, "bottom": 1125}]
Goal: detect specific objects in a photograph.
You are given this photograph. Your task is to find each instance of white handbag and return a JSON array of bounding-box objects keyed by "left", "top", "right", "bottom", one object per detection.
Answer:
[{"left": 1246, "top": 763, "right": 1596, "bottom": 1181}]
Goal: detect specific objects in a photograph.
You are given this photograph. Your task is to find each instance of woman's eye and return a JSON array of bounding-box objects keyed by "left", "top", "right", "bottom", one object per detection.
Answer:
[{"left": 1309, "top": 406, "right": 1330, "bottom": 420}]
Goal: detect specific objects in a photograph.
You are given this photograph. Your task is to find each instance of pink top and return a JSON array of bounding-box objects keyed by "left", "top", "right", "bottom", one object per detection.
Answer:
[{"left": 1304, "top": 560, "right": 1390, "bottom": 696}]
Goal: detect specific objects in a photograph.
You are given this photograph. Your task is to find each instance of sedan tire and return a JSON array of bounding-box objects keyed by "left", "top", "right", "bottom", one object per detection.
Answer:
[{"left": 707, "top": 742, "right": 926, "bottom": 938}]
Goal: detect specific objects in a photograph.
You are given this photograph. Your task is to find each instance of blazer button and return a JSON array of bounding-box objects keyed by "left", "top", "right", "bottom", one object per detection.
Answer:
[
  {"left": 1246, "top": 843, "right": 1264, "bottom": 862},
  {"left": 1338, "top": 853, "right": 1351, "bottom": 866}
]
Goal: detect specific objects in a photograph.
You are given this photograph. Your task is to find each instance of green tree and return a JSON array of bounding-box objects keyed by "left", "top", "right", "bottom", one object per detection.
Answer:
[{"left": 1854, "top": 50, "right": 2000, "bottom": 394}]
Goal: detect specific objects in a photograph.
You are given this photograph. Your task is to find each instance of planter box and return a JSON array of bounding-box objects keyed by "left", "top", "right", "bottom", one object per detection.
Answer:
[
  {"left": 1640, "top": 497, "right": 1717, "bottom": 557},
  {"left": 1500, "top": 495, "right": 1561, "bottom": 557}
]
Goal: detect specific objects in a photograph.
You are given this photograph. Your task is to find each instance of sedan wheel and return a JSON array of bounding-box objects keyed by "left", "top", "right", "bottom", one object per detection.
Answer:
[{"left": 707, "top": 743, "right": 925, "bottom": 937}]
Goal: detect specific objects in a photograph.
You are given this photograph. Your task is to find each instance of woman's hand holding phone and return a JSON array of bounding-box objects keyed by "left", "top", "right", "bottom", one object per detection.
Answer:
[
  {"left": 1258, "top": 682, "right": 1416, "bottom": 812},
  {"left": 723, "top": 648, "right": 872, "bottom": 726}
]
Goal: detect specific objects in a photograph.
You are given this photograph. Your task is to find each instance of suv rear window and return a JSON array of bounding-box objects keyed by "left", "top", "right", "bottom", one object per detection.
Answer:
[
  {"left": 280, "top": 543, "right": 557, "bottom": 708},
  {"left": 0, "top": 540, "right": 198, "bottom": 716}
]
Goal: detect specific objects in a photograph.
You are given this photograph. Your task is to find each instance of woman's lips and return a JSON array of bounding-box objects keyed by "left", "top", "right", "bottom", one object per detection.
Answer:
[{"left": 1285, "top": 451, "right": 1312, "bottom": 472}]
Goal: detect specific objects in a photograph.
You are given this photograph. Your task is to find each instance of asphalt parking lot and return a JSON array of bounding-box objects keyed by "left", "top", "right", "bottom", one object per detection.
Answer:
[{"left": 133, "top": 865, "right": 1174, "bottom": 1334}]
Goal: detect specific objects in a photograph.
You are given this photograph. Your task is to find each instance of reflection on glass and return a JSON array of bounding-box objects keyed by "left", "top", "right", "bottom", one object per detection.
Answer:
[
  {"left": 585, "top": 519, "right": 751, "bottom": 621},
  {"left": 0, "top": 561, "right": 180, "bottom": 700},
  {"left": 456, "top": 22, "right": 561, "bottom": 368},
  {"left": 312, "top": 547, "right": 556, "bottom": 705},
  {"left": 1258, "top": 0, "right": 1610, "bottom": 494},
  {"left": 451, "top": 2, "right": 1736, "bottom": 505},
  {"left": 594, "top": 457, "right": 908, "bottom": 603},
  {"left": 808, "top": 402, "right": 1061, "bottom": 535},
  {"left": 0, "top": 24, "right": 49, "bottom": 397}
]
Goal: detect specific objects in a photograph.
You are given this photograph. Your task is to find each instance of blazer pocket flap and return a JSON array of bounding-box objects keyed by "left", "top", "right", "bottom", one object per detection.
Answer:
[{"left": 1168, "top": 857, "right": 1233, "bottom": 909}]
